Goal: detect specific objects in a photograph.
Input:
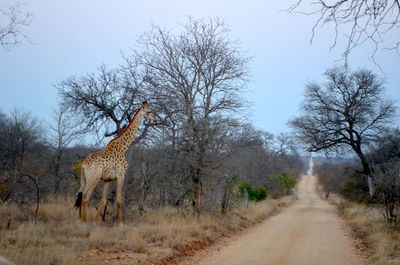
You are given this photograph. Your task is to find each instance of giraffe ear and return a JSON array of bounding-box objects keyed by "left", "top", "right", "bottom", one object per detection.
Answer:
[{"left": 142, "top": 101, "right": 149, "bottom": 107}]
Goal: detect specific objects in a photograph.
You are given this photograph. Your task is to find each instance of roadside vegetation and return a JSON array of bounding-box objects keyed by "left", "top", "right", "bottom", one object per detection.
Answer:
[
  {"left": 0, "top": 195, "right": 294, "bottom": 265},
  {"left": 315, "top": 128, "right": 400, "bottom": 265},
  {"left": 324, "top": 194, "right": 400, "bottom": 265}
]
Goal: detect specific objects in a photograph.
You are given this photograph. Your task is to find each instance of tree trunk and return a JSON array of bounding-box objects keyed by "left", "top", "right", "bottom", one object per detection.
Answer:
[
  {"left": 138, "top": 189, "right": 145, "bottom": 214},
  {"left": 191, "top": 158, "right": 202, "bottom": 216},
  {"left": 353, "top": 145, "right": 374, "bottom": 196},
  {"left": 138, "top": 160, "right": 149, "bottom": 214},
  {"left": 221, "top": 190, "right": 229, "bottom": 214},
  {"left": 53, "top": 151, "right": 62, "bottom": 193},
  {"left": 243, "top": 189, "right": 249, "bottom": 209},
  {"left": 159, "top": 178, "right": 166, "bottom": 208},
  {"left": 192, "top": 175, "right": 201, "bottom": 217},
  {"left": 221, "top": 181, "right": 230, "bottom": 215}
]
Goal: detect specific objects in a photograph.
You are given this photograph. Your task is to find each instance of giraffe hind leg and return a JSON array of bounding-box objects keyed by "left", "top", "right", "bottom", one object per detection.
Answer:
[
  {"left": 115, "top": 176, "right": 125, "bottom": 223},
  {"left": 75, "top": 164, "right": 87, "bottom": 219},
  {"left": 96, "top": 181, "right": 110, "bottom": 222},
  {"left": 81, "top": 172, "right": 99, "bottom": 222}
]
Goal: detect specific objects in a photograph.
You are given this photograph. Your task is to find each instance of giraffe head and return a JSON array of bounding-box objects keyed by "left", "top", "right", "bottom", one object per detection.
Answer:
[{"left": 142, "top": 101, "right": 157, "bottom": 122}]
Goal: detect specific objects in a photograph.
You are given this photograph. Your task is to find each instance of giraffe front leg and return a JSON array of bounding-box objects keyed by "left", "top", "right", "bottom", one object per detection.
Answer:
[
  {"left": 96, "top": 181, "right": 110, "bottom": 222},
  {"left": 115, "top": 177, "right": 125, "bottom": 223}
]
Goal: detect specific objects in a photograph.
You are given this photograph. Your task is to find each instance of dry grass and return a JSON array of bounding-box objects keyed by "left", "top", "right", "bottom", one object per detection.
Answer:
[
  {"left": 0, "top": 196, "right": 294, "bottom": 265},
  {"left": 329, "top": 195, "right": 400, "bottom": 265}
]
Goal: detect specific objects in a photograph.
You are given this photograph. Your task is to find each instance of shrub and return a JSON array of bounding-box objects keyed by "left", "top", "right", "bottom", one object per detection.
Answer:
[
  {"left": 253, "top": 187, "right": 267, "bottom": 201},
  {"left": 237, "top": 182, "right": 267, "bottom": 202},
  {"left": 340, "top": 171, "right": 369, "bottom": 202},
  {"left": 278, "top": 173, "right": 296, "bottom": 195},
  {"left": 238, "top": 182, "right": 252, "bottom": 197},
  {"left": 267, "top": 173, "right": 297, "bottom": 198},
  {"left": 71, "top": 160, "right": 82, "bottom": 180}
]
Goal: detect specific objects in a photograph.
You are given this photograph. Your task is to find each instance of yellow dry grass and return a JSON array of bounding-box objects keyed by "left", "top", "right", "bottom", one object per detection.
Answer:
[
  {"left": 330, "top": 195, "right": 400, "bottom": 265},
  {"left": 0, "top": 196, "right": 294, "bottom": 265}
]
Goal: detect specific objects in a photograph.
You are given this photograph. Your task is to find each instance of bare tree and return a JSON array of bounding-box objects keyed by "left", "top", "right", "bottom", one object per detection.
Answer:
[
  {"left": 372, "top": 160, "right": 400, "bottom": 223},
  {"left": 289, "top": 66, "right": 397, "bottom": 196},
  {"left": 2, "top": 109, "right": 44, "bottom": 172},
  {"left": 287, "top": 0, "right": 400, "bottom": 63},
  {"left": 19, "top": 173, "right": 40, "bottom": 224},
  {"left": 0, "top": 109, "right": 50, "bottom": 215},
  {"left": 48, "top": 104, "right": 81, "bottom": 193},
  {"left": 0, "top": 2, "right": 32, "bottom": 50},
  {"left": 221, "top": 174, "right": 238, "bottom": 214},
  {"left": 367, "top": 128, "right": 400, "bottom": 223},
  {"left": 135, "top": 18, "right": 250, "bottom": 216}
]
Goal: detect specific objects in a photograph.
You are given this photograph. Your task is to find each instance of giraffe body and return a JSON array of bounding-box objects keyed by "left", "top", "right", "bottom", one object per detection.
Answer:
[{"left": 75, "top": 102, "right": 156, "bottom": 222}]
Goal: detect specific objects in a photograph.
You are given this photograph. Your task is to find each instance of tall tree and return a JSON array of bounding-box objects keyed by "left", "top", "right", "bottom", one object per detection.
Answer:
[
  {"left": 289, "top": 66, "right": 396, "bottom": 195},
  {"left": 47, "top": 104, "right": 81, "bottom": 193},
  {"left": 134, "top": 18, "right": 250, "bottom": 216}
]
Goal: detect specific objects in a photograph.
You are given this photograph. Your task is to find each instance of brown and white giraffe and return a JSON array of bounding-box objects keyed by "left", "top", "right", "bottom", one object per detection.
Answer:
[{"left": 74, "top": 101, "right": 156, "bottom": 222}]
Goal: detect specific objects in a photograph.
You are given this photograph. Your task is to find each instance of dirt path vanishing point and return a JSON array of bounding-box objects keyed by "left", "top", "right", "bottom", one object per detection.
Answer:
[{"left": 180, "top": 174, "right": 366, "bottom": 265}]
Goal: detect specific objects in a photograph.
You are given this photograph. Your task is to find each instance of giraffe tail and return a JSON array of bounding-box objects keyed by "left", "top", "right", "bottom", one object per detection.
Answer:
[
  {"left": 74, "top": 163, "right": 86, "bottom": 209},
  {"left": 74, "top": 192, "right": 83, "bottom": 209}
]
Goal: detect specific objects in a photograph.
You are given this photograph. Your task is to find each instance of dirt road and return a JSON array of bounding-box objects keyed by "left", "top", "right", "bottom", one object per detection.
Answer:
[{"left": 181, "top": 174, "right": 365, "bottom": 265}]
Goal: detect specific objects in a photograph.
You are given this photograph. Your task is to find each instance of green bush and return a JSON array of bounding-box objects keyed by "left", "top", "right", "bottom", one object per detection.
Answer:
[
  {"left": 253, "top": 187, "right": 267, "bottom": 201},
  {"left": 237, "top": 182, "right": 267, "bottom": 202},
  {"left": 267, "top": 173, "right": 297, "bottom": 197},
  {"left": 278, "top": 173, "right": 297, "bottom": 195},
  {"left": 238, "top": 182, "right": 252, "bottom": 197}
]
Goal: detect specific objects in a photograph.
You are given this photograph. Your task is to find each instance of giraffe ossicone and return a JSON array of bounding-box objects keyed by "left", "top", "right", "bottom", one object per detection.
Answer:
[{"left": 74, "top": 101, "right": 156, "bottom": 222}]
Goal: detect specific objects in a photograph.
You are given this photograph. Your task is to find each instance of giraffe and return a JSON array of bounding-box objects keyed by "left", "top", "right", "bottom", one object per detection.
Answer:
[{"left": 74, "top": 101, "right": 156, "bottom": 222}]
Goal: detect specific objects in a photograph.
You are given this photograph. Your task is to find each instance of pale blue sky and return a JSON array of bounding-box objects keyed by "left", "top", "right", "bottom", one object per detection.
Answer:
[{"left": 1, "top": 0, "right": 399, "bottom": 137}]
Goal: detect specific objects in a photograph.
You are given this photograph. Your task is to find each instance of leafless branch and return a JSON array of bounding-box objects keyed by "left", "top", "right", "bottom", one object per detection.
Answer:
[
  {"left": 0, "top": 2, "right": 32, "bottom": 50},
  {"left": 287, "top": 0, "right": 400, "bottom": 63}
]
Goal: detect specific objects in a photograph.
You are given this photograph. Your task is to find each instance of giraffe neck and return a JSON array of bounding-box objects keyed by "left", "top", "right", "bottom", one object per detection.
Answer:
[{"left": 109, "top": 108, "right": 144, "bottom": 153}]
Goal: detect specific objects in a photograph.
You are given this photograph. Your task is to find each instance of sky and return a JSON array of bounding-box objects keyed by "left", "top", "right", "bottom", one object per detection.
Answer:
[{"left": 1, "top": 0, "right": 399, "bottom": 139}]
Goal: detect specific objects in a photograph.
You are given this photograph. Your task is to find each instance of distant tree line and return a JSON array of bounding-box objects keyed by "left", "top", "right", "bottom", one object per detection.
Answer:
[{"left": 0, "top": 107, "right": 303, "bottom": 217}]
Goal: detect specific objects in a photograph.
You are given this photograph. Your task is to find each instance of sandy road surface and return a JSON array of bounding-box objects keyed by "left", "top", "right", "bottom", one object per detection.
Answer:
[{"left": 181, "top": 175, "right": 365, "bottom": 265}]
